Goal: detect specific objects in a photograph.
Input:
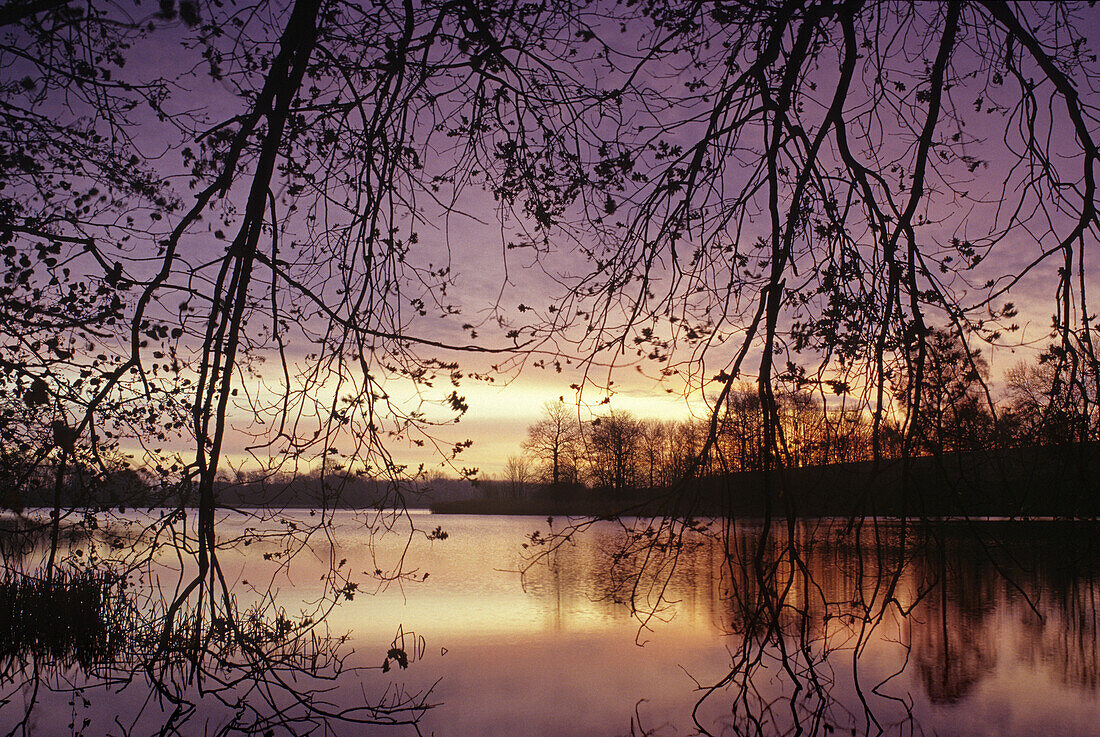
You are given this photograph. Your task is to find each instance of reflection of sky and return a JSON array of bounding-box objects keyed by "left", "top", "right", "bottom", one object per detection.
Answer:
[
  {"left": 7, "top": 513, "right": 1100, "bottom": 735},
  {"left": 198, "top": 515, "right": 1100, "bottom": 735}
]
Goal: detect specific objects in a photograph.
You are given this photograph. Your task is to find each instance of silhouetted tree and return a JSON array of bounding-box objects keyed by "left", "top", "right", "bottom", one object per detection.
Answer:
[
  {"left": 522, "top": 401, "right": 582, "bottom": 487},
  {"left": 1005, "top": 347, "right": 1098, "bottom": 446},
  {"left": 586, "top": 411, "right": 641, "bottom": 492},
  {"left": 896, "top": 327, "right": 995, "bottom": 455},
  {"left": 503, "top": 453, "right": 532, "bottom": 499},
  {"left": 635, "top": 418, "right": 670, "bottom": 489},
  {"left": 715, "top": 384, "right": 765, "bottom": 473}
]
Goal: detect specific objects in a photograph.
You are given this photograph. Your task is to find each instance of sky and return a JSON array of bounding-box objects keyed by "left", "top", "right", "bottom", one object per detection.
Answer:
[{"left": 6, "top": 1, "right": 1100, "bottom": 478}]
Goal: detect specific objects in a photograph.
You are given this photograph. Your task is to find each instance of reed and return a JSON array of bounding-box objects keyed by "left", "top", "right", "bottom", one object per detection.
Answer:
[{"left": 0, "top": 569, "right": 126, "bottom": 669}]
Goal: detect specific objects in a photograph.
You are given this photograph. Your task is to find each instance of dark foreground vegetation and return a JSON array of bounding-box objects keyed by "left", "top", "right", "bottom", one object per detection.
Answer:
[{"left": 0, "top": 569, "right": 126, "bottom": 669}]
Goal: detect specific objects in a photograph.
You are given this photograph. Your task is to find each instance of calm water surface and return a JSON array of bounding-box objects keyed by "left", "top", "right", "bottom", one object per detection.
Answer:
[{"left": 2, "top": 511, "right": 1099, "bottom": 736}]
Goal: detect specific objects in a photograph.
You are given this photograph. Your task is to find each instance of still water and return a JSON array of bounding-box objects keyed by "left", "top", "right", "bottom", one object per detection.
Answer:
[{"left": 2, "top": 511, "right": 1099, "bottom": 736}]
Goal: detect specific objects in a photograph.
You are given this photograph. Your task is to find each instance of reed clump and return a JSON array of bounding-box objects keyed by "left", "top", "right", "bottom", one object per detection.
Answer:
[{"left": 0, "top": 569, "right": 127, "bottom": 669}]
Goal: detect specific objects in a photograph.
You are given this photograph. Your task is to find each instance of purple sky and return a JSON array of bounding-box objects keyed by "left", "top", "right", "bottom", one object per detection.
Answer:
[{"left": 7, "top": 1, "right": 1100, "bottom": 477}]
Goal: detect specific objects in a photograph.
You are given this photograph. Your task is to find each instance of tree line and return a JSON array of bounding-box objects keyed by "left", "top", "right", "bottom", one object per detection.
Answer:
[{"left": 511, "top": 336, "right": 1097, "bottom": 494}]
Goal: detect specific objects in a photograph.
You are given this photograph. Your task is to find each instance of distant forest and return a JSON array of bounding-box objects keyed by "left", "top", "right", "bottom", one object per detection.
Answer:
[
  {"left": 480, "top": 336, "right": 1100, "bottom": 517},
  {"left": 507, "top": 339, "right": 1093, "bottom": 488},
  {"left": 5, "top": 336, "right": 1096, "bottom": 518}
]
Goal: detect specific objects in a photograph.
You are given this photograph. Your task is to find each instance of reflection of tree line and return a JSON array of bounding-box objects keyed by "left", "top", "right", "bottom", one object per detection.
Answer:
[{"left": 524, "top": 521, "right": 1100, "bottom": 714}]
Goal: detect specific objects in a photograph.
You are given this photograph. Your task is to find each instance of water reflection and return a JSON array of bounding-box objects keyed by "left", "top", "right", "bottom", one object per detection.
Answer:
[
  {"left": 0, "top": 509, "right": 436, "bottom": 737},
  {"left": 0, "top": 513, "right": 1098, "bottom": 735},
  {"left": 519, "top": 518, "right": 1100, "bottom": 735}
]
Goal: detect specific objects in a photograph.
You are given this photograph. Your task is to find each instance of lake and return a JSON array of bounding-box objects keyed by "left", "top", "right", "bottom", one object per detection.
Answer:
[{"left": 1, "top": 511, "right": 1098, "bottom": 736}]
